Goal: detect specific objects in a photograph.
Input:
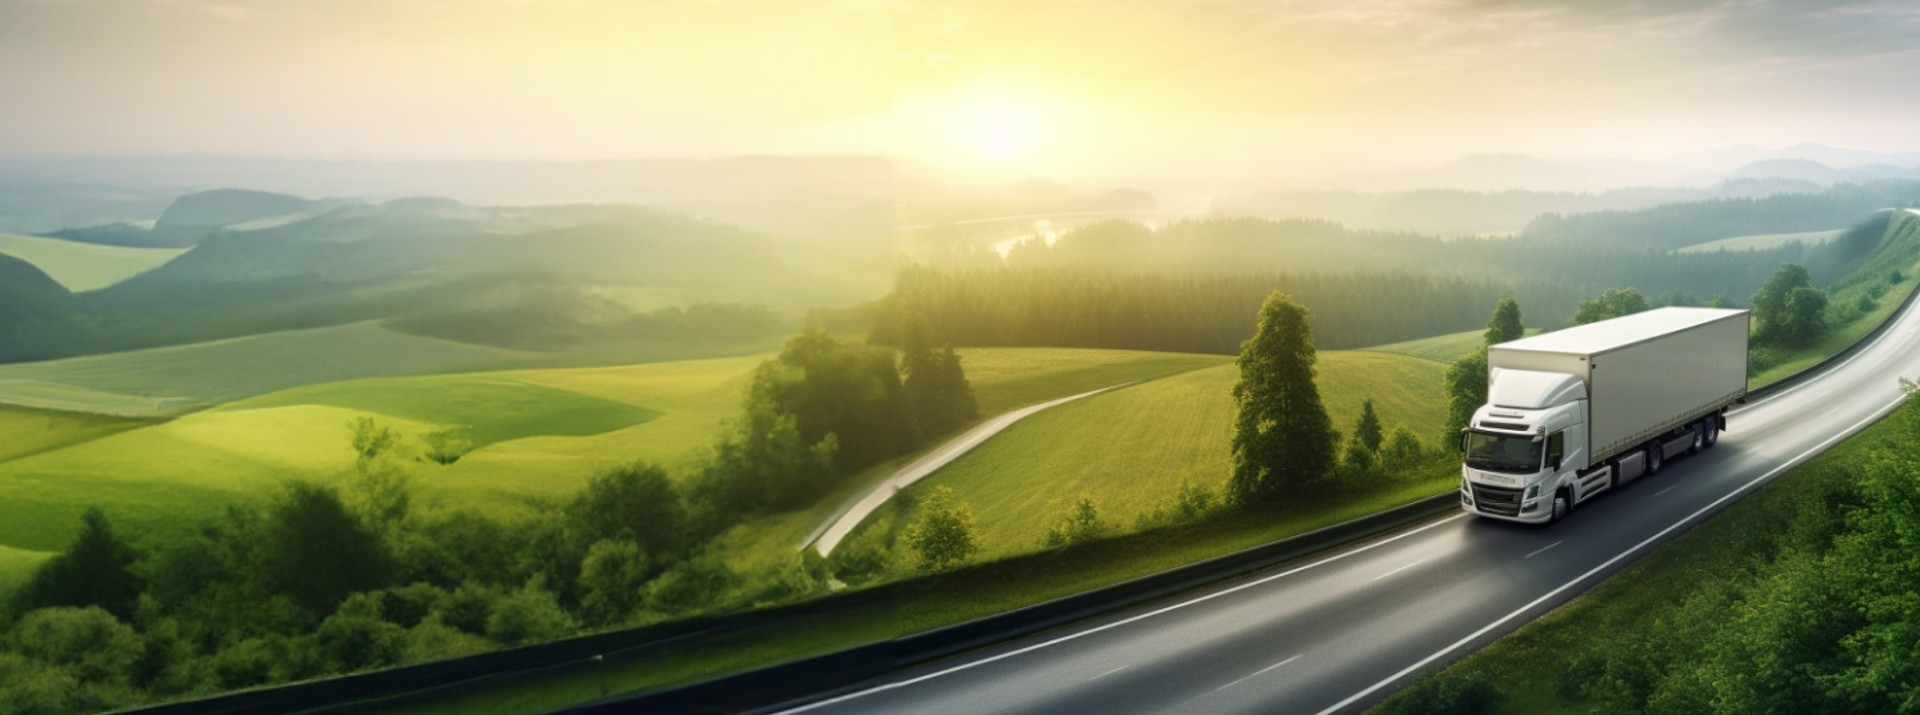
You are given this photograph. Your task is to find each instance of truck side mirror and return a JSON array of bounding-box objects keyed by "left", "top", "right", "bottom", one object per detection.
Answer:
[{"left": 1457, "top": 430, "right": 1468, "bottom": 454}]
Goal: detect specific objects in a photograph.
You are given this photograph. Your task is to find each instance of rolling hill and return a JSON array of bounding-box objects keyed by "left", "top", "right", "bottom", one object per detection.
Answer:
[{"left": 0, "top": 231, "right": 185, "bottom": 291}]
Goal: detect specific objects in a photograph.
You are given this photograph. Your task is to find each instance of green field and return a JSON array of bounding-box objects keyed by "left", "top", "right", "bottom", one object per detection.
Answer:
[
  {"left": 0, "top": 347, "right": 1237, "bottom": 562},
  {"left": 0, "top": 322, "right": 535, "bottom": 416},
  {"left": 1361, "top": 328, "right": 1542, "bottom": 363},
  {"left": 0, "top": 544, "right": 55, "bottom": 600},
  {"left": 0, "top": 231, "right": 186, "bottom": 291},
  {"left": 1676, "top": 228, "right": 1841, "bottom": 254},
  {"left": 0, "top": 404, "right": 152, "bottom": 463},
  {"left": 879, "top": 349, "right": 1446, "bottom": 561}
]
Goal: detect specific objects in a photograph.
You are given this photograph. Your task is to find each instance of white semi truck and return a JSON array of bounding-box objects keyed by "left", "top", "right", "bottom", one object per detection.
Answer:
[{"left": 1459, "top": 307, "right": 1750, "bottom": 523}]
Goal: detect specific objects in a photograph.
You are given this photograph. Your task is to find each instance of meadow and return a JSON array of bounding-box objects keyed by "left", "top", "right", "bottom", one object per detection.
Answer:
[
  {"left": 860, "top": 349, "right": 1447, "bottom": 562},
  {"left": 1675, "top": 228, "right": 1841, "bottom": 254},
  {"left": 0, "top": 231, "right": 185, "bottom": 291}
]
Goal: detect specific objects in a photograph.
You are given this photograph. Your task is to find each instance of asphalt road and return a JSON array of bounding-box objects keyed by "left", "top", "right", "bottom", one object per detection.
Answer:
[{"left": 776, "top": 290, "right": 1920, "bottom": 714}]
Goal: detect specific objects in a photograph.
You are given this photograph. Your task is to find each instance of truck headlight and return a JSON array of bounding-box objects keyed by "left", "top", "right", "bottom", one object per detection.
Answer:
[{"left": 1524, "top": 484, "right": 1539, "bottom": 499}]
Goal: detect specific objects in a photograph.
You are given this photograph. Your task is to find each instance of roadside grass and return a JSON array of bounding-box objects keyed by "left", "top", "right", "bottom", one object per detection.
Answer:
[
  {"left": 958, "top": 347, "right": 1232, "bottom": 413},
  {"left": 1674, "top": 228, "right": 1841, "bottom": 254},
  {"left": 0, "top": 231, "right": 186, "bottom": 291},
  {"left": 1361, "top": 328, "right": 1541, "bottom": 364},
  {"left": 1366, "top": 394, "right": 1900, "bottom": 715},
  {"left": 0, "top": 404, "right": 153, "bottom": 463},
  {"left": 375, "top": 469, "right": 1459, "bottom": 715},
  {"left": 874, "top": 350, "right": 1447, "bottom": 563},
  {"left": 0, "top": 322, "right": 534, "bottom": 416}
]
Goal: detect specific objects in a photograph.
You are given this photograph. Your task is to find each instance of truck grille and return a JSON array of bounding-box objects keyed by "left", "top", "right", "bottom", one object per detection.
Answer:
[{"left": 1471, "top": 484, "right": 1523, "bottom": 516}]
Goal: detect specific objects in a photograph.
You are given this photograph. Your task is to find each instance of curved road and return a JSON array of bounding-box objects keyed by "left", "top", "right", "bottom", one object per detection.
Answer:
[
  {"left": 808, "top": 383, "right": 1131, "bottom": 556},
  {"left": 779, "top": 283, "right": 1920, "bottom": 714}
]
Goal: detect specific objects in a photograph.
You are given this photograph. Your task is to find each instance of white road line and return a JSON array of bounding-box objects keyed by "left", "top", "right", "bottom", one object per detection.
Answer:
[
  {"left": 1214, "top": 655, "right": 1302, "bottom": 692},
  {"left": 1314, "top": 393, "right": 1910, "bottom": 715},
  {"left": 1653, "top": 485, "right": 1679, "bottom": 497},
  {"left": 1090, "top": 666, "right": 1127, "bottom": 681},
  {"left": 1370, "top": 559, "right": 1427, "bottom": 582},
  {"left": 778, "top": 513, "right": 1469, "bottom": 713},
  {"left": 1523, "top": 541, "right": 1561, "bottom": 559}
]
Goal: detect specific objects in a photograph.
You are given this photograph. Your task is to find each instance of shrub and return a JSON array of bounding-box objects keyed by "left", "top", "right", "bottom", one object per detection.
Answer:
[
  {"left": 1044, "top": 496, "right": 1104, "bottom": 548},
  {"left": 1373, "top": 667, "right": 1503, "bottom": 715},
  {"left": 906, "top": 486, "right": 980, "bottom": 570},
  {"left": 486, "top": 581, "right": 574, "bottom": 647},
  {"left": 644, "top": 556, "right": 739, "bottom": 616},
  {"left": 1174, "top": 480, "right": 1217, "bottom": 522},
  {"left": 578, "top": 539, "right": 650, "bottom": 626},
  {"left": 433, "top": 582, "right": 497, "bottom": 637},
  {"left": 8, "top": 607, "right": 141, "bottom": 684}
]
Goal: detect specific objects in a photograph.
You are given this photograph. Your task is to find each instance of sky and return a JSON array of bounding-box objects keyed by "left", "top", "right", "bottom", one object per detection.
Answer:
[{"left": 5, "top": 0, "right": 1920, "bottom": 186}]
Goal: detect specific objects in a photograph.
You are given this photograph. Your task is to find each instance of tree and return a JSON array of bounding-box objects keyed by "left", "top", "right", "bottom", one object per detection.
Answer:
[
  {"left": 8, "top": 607, "right": 142, "bottom": 685},
  {"left": 1354, "top": 398, "right": 1384, "bottom": 453},
  {"left": 906, "top": 486, "right": 979, "bottom": 571},
  {"left": 1230, "top": 291, "right": 1339, "bottom": 504},
  {"left": 767, "top": 323, "right": 921, "bottom": 471},
  {"left": 485, "top": 580, "right": 574, "bottom": 647},
  {"left": 257, "top": 481, "right": 396, "bottom": 616},
  {"left": 566, "top": 462, "right": 684, "bottom": 561},
  {"left": 1570, "top": 287, "right": 1649, "bottom": 325},
  {"left": 899, "top": 311, "right": 980, "bottom": 438},
  {"left": 1044, "top": 496, "right": 1104, "bottom": 548},
  {"left": 1342, "top": 438, "right": 1378, "bottom": 478},
  {"left": 1443, "top": 349, "right": 1489, "bottom": 439},
  {"left": 1484, "top": 297, "right": 1523, "bottom": 345},
  {"left": 577, "top": 539, "right": 649, "bottom": 626},
  {"left": 1383, "top": 426, "right": 1426, "bottom": 469},
  {"left": 9, "top": 509, "right": 144, "bottom": 621},
  {"left": 345, "top": 418, "right": 411, "bottom": 530},
  {"left": 1751, "top": 263, "right": 1825, "bottom": 345},
  {"left": 696, "top": 378, "right": 838, "bottom": 516}
]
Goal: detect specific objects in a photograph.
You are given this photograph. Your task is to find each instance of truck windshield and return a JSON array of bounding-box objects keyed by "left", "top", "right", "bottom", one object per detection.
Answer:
[{"left": 1465, "top": 431, "right": 1542, "bottom": 474}]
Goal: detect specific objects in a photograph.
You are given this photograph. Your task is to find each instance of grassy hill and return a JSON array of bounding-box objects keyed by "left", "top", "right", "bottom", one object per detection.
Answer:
[
  {"left": 0, "top": 322, "right": 535, "bottom": 416},
  {"left": 0, "top": 347, "right": 1231, "bottom": 568},
  {"left": 0, "top": 231, "right": 185, "bottom": 291},
  {"left": 1676, "top": 228, "right": 1841, "bottom": 254},
  {"left": 0, "top": 404, "right": 152, "bottom": 463},
  {"left": 871, "top": 349, "right": 1447, "bottom": 562}
]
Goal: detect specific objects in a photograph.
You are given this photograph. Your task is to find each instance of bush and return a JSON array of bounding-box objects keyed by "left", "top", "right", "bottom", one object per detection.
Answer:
[
  {"left": 432, "top": 582, "right": 497, "bottom": 637},
  {"left": 645, "top": 557, "right": 739, "bottom": 616},
  {"left": 1044, "top": 496, "right": 1104, "bottom": 548},
  {"left": 315, "top": 608, "right": 406, "bottom": 673},
  {"left": 1382, "top": 426, "right": 1426, "bottom": 471},
  {"left": 401, "top": 620, "right": 494, "bottom": 665},
  {"left": 8, "top": 607, "right": 141, "bottom": 684},
  {"left": 1174, "top": 480, "right": 1217, "bottom": 522},
  {"left": 1373, "top": 667, "right": 1503, "bottom": 715},
  {"left": 578, "top": 539, "right": 650, "bottom": 626},
  {"left": 379, "top": 582, "right": 447, "bottom": 629},
  {"left": 486, "top": 581, "right": 575, "bottom": 647},
  {"left": 906, "top": 486, "right": 979, "bottom": 571}
]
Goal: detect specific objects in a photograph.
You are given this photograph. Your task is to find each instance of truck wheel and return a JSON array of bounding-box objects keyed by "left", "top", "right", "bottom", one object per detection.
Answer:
[
  {"left": 1703, "top": 418, "right": 1720, "bottom": 448},
  {"left": 1647, "top": 443, "right": 1664, "bottom": 475},
  {"left": 1690, "top": 422, "right": 1705, "bottom": 455},
  {"left": 1550, "top": 489, "right": 1569, "bottom": 524}
]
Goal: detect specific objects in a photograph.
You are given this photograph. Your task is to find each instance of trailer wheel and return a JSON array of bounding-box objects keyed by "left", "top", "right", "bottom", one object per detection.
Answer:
[
  {"left": 1647, "top": 442, "right": 1665, "bottom": 475},
  {"left": 1689, "top": 422, "right": 1705, "bottom": 455},
  {"left": 1703, "top": 417, "right": 1719, "bottom": 448}
]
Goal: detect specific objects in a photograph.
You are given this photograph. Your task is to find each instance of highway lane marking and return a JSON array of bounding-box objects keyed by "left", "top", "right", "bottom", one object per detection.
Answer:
[
  {"left": 1652, "top": 485, "right": 1679, "bottom": 497},
  {"left": 1089, "top": 666, "right": 1127, "bottom": 681},
  {"left": 1213, "top": 655, "right": 1302, "bottom": 692},
  {"left": 1314, "top": 392, "right": 1910, "bottom": 715},
  {"left": 1523, "top": 541, "right": 1561, "bottom": 559},
  {"left": 779, "top": 513, "right": 1469, "bottom": 713},
  {"left": 1369, "top": 559, "right": 1427, "bottom": 581}
]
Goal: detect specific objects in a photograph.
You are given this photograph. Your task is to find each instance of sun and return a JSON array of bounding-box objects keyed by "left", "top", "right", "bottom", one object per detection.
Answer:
[
  {"left": 968, "top": 92, "right": 1043, "bottom": 163},
  {"left": 893, "top": 85, "right": 1073, "bottom": 172}
]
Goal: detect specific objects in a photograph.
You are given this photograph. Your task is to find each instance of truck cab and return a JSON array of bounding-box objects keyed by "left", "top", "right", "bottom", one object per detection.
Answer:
[{"left": 1460, "top": 369, "right": 1596, "bottom": 523}]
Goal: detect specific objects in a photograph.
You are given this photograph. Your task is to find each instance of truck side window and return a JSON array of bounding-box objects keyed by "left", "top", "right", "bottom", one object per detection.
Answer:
[{"left": 1547, "top": 431, "right": 1565, "bottom": 468}]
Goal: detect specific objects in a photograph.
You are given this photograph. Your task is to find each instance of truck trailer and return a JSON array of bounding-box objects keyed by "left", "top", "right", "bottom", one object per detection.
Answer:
[{"left": 1459, "top": 307, "right": 1750, "bottom": 523}]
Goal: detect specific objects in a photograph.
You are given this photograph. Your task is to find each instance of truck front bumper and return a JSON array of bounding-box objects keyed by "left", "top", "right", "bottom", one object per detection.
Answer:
[{"left": 1461, "top": 483, "right": 1552, "bottom": 524}]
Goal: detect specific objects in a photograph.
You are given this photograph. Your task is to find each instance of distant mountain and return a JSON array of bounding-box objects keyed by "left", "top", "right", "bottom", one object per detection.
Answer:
[
  {"left": 1728, "top": 159, "right": 1920, "bottom": 184},
  {"left": 1676, "top": 143, "right": 1920, "bottom": 173},
  {"left": 47, "top": 189, "right": 333, "bottom": 248},
  {"left": 0, "top": 253, "right": 81, "bottom": 362}
]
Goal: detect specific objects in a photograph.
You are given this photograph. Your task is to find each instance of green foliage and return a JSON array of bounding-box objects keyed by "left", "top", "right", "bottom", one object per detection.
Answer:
[
  {"left": 1483, "top": 297, "right": 1523, "bottom": 345},
  {"left": 315, "top": 595, "right": 407, "bottom": 672},
  {"left": 1569, "top": 286, "right": 1648, "bottom": 325},
  {"left": 1341, "top": 438, "right": 1378, "bottom": 478},
  {"left": 1230, "top": 292, "right": 1338, "bottom": 505},
  {"left": 1373, "top": 667, "right": 1503, "bottom": 715},
  {"left": 767, "top": 324, "right": 921, "bottom": 471},
  {"left": 900, "top": 311, "right": 980, "bottom": 437},
  {"left": 8, "top": 509, "right": 142, "bottom": 621},
  {"left": 1752, "top": 263, "right": 1833, "bottom": 347},
  {"left": 1174, "top": 480, "right": 1218, "bottom": 522},
  {"left": 1044, "top": 496, "right": 1105, "bottom": 548},
  {"left": 1442, "top": 349, "right": 1487, "bottom": 442},
  {"left": 577, "top": 540, "right": 650, "bottom": 626},
  {"left": 257, "top": 481, "right": 395, "bottom": 616},
  {"left": 906, "top": 486, "right": 980, "bottom": 571},
  {"left": 8, "top": 607, "right": 140, "bottom": 685},
  {"left": 644, "top": 556, "right": 739, "bottom": 616},
  {"left": 1353, "top": 398, "right": 1384, "bottom": 453},
  {"left": 567, "top": 463, "right": 685, "bottom": 563},
  {"left": 697, "top": 381, "right": 838, "bottom": 516},
  {"left": 421, "top": 429, "right": 471, "bottom": 465},
  {"left": 485, "top": 580, "right": 575, "bottom": 647},
  {"left": 1382, "top": 425, "right": 1426, "bottom": 470},
  {"left": 433, "top": 582, "right": 498, "bottom": 637}
]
